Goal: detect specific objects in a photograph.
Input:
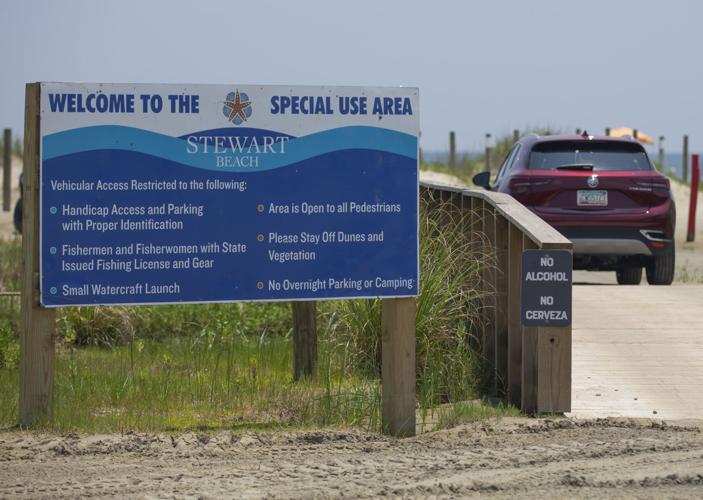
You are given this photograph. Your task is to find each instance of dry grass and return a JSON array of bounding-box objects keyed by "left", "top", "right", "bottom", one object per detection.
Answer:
[{"left": 0, "top": 201, "right": 515, "bottom": 432}]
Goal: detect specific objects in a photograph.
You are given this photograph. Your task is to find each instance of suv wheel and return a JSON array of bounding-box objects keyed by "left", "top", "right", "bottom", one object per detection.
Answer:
[
  {"left": 646, "top": 247, "right": 675, "bottom": 285},
  {"left": 616, "top": 266, "right": 642, "bottom": 285}
]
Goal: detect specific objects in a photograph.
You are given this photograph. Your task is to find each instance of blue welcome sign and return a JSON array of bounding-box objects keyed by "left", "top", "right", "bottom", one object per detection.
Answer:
[{"left": 39, "top": 83, "right": 419, "bottom": 307}]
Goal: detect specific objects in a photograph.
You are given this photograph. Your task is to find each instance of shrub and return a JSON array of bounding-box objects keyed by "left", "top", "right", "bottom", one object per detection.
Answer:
[
  {"left": 0, "top": 320, "right": 19, "bottom": 369},
  {"left": 328, "top": 199, "right": 492, "bottom": 406}
]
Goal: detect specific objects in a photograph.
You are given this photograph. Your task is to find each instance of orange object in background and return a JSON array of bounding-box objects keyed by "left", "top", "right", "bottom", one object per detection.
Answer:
[{"left": 608, "top": 127, "right": 654, "bottom": 145}]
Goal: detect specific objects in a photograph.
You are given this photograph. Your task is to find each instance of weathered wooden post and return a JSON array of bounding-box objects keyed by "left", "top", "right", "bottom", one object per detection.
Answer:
[
  {"left": 658, "top": 136, "right": 665, "bottom": 170},
  {"left": 683, "top": 134, "right": 689, "bottom": 182},
  {"left": 3, "top": 128, "right": 11, "bottom": 212},
  {"left": 292, "top": 301, "right": 317, "bottom": 380},
  {"left": 484, "top": 204, "right": 498, "bottom": 391},
  {"left": 633, "top": 129, "right": 639, "bottom": 141},
  {"left": 449, "top": 131, "right": 456, "bottom": 168},
  {"left": 506, "top": 222, "right": 523, "bottom": 407},
  {"left": 485, "top": 133, "right": 492, "bottom": 174},
  {"left": 520, "top": 237, "right": 572, "bottom": 414},
  {"left": 20, "top": 83, "right": 57, "bottom": 426},
  {"left": 513, "top": 129, "right": 519, "bottom": 144},
  {"left": 605, "top": 127, "right": 610, "bottom": 136},
  {"left": 494, "top": 213, "right": 509, "bottom": 395},
  {"left": 382, "top": 297, "right": 416, "bottom": 437}
]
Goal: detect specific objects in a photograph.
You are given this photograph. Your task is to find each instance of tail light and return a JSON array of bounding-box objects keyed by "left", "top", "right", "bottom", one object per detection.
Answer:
[
  {"left": 509, "top": 177, "right": 552, "bottom": 191},
  {"left": 508, "top": 176, "right": 552, "bottom": 204},
  {"left": 634, "top": 178, "right": 670, "bottom": 195}
]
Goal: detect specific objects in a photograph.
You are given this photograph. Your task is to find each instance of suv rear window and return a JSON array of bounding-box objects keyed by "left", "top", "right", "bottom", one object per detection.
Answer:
[{"left": 528, "top": 140, "right": 652, "bottom": 171}]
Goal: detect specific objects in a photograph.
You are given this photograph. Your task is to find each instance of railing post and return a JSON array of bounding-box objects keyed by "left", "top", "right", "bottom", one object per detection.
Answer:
[
  {"left": 382, "top": 297, "right": 416, "bottom": 437},
  {"left": 520, "top": 235, "right": 539, "bottom": 413},
  {"left": 687, "top": 154, "right": 699, "bottom": 243},
  {"left": 520, "top": 236, "right": 572, "bottom": 414},
  {"left": 474, "top": 199, "right": 487, "bottom": 354},
  {"left": 506, "top": 222, "right": 523, "bottom": 407},
  {"left": 292, "top": 301, "right": 317, "bottom": 380},
  {"left": 449, "top": 131, "right": 456, "bottom": 168},
  {"left": 481, "top": 202, "right": 496, "bottom": 390},
  {"left": 494, "top": 213, "right": 509, "bottom": 395},
  {"left": 535, "top": 323, "right": 572, "bottom": 413}
]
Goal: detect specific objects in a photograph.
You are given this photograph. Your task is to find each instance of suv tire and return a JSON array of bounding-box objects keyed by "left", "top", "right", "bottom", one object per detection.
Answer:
[
  {"left": 646, "top": 247, "right": 675, "bottom": 285},
  {"left": 616, "top": 266, "right": 642, "bottom": 285}
]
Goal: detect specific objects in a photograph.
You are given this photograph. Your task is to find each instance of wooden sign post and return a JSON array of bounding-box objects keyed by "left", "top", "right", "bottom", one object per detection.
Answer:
[
  {"left": 292, "top": 301, "right": 317, "bottom": 380},
  {"left": 382, "top": 297, "right": 416, "bottom": 436},
  {"left": 20, "top": 83, "right": 57, "bottom": 426}
]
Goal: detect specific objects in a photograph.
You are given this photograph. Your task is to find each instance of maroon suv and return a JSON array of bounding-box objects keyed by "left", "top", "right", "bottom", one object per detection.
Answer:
[{"left": 473, "top": 133, "right": 675, "bottom": 285}]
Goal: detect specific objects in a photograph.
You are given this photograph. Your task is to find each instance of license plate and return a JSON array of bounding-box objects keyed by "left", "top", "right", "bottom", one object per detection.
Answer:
[{"left": 577, "top": 190, "right": 608, "bottom": 206}]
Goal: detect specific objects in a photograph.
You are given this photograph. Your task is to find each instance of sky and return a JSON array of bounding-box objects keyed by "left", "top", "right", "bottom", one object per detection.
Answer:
[{"left": 2, "top": 0, "right": 702, "bottom": 153}]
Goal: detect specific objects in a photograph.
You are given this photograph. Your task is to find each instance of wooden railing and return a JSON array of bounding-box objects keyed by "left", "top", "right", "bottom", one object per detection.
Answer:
[{"left": 420, "top": 180, "right": 573, "bottom": 413}]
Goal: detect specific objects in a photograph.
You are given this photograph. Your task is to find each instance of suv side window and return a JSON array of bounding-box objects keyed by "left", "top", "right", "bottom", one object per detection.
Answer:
[
  {"left": 507, "top": 144, "right": 522, "bottom": 173},
  {"left": 494, "top": 145, "right": 518, "bottom": 184}
]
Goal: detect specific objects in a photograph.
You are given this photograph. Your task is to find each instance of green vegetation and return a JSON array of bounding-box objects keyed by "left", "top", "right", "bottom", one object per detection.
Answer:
[
  {"left": 652, "top": 160, "right": 702, "bottom": 191},
  {"left": 676, "top": 265, "right": 703, "bottom": 284},
  {"left": 419, "top": 160, "right": 479, "bottom": 185},
  {"left": 420, "top": 127, "right": 561, "bottom": 184},
  {"left": 0, "top": 202, "right": 514, "bottom": 432}
]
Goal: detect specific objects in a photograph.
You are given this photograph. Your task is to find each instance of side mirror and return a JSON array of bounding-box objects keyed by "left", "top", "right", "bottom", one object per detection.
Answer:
[{"left": 472, "top": 171, "right": 492, "bottom": 190}]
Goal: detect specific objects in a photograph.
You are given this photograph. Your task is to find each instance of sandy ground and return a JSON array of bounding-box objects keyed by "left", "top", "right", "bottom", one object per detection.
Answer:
[
  {"left": 420, "top": 169, "right": 468, "bottom": 188},
  {"left": 1, "top": 418, "right": 702, "bottom": 499},
  {"left": 670, "top": 179, "right": 703, "bottom": 282}
]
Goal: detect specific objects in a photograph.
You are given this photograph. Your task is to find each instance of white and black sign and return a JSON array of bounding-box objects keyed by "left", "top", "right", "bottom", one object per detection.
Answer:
[{"left": 521, "top": 250, "right": 572, "bottom": 327}]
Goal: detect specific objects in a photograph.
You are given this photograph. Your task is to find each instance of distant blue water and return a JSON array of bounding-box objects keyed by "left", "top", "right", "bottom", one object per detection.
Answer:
[{"left": 655, "top": 152, "right": 687, "bottom": 180}]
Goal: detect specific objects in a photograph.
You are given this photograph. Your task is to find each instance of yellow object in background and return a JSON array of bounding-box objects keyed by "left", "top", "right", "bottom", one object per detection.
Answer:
[{"left": 608, "top": 127, "right": 654, "bottom": 145}]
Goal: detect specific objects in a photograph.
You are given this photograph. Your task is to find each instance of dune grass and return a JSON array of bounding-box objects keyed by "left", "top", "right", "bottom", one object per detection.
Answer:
[
  {"left": 0, "top": 202, "right": 516, "bottom": 433},
  {"left": 0, "top": 334, "right": 384, "bottom": 432}
]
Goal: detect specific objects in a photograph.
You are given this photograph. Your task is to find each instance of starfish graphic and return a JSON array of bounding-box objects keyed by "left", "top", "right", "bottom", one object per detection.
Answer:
[{"left": 224, "top": 90, "right": 251, "bottom": 123}]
